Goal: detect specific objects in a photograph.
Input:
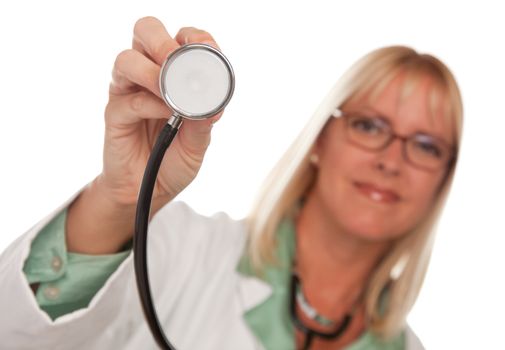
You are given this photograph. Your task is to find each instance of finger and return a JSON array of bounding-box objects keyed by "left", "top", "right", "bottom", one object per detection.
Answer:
[
  {"left": 132, "top": 16, "right": 180, "bottom": 66},
  {"left": 110, "top": 49, "right": 162, "bottom": 99},
  {"left": 105, "top": 90, "right": 173, "bottom": 126},
  {"left": 209, "top": 110, "right": 224, "bottom": 125},
  {"left": 174, "top": 26, "right": 221, "bottom": 50},
  {"left": 192, "top": 110, "right": 224, "bottom": 132}
]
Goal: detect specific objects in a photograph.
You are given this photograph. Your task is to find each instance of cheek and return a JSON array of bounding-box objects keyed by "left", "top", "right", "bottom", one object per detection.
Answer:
[
  {"left": 319, "top": 134, "right": 363, "bottom": 181},
  {"left": 317, "top": 141, "right": 362, "bottom": 208},
  {"left": 403, "top": 173, "right": 444, "bottom": 227}
]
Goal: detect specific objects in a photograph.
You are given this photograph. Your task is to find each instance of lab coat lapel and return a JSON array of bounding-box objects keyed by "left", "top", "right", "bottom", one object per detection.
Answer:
[
  {"left": 236, "top": 268, "right": 273, "bottom": 311},
  {"left": 235, "top": 217, "right": 297, "bottom": 350}
]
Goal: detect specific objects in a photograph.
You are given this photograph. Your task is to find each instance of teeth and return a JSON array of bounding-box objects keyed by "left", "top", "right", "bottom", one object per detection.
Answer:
[{"left": 370, "top": 191, "right": 383, "bottom": 201}]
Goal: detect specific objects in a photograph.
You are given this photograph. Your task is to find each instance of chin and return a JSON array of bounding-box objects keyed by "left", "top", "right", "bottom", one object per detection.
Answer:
[
  {"left": 343, "top": 218, "right": 394, "bottom": 242},
  {"left": 333, "top": 197, "right": 405, "bottom": 242}
]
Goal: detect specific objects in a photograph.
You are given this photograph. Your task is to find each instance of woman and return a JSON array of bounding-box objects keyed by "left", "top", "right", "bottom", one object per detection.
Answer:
[
  {"left": 244, "top": 49, "right": 461, "bottom": 349},
  {"left": 0, "top": 16, "right": 462, "bottom": 350}
]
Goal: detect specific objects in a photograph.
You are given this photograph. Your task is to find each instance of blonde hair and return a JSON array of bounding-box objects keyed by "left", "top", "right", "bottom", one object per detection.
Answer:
[{"left": 244, "top": 45, "right": 463, "bottom": 340}]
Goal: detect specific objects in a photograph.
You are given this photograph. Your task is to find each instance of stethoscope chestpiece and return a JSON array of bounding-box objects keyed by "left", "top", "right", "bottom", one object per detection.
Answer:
[{"left": 159, "top": 43, "right": 235, "bottom": 121}]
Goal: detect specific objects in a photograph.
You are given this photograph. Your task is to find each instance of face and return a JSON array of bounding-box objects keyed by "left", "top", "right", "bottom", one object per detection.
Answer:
[{"left": 312, "top": 70, "right": 454, "bottom": 242}]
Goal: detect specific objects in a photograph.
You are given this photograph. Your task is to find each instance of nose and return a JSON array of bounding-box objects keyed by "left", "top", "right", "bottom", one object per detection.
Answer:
[{"left": 374, "top": 136, "right": 404, "bottom": 175}]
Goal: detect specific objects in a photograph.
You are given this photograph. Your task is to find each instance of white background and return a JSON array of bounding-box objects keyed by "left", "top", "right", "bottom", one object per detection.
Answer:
[{"left": 1, "top": 1, "right": 503, "bottom": 348}]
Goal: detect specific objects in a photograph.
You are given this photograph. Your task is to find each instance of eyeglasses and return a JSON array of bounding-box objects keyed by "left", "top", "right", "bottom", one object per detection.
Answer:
[{"left": 332, "top": 108, "right": 457, "bottom": 171}]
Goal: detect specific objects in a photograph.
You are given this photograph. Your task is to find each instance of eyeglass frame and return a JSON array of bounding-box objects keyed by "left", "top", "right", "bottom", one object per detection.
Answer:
[{"left": 330, "top": 108, "right": 458, "bottom": 172}]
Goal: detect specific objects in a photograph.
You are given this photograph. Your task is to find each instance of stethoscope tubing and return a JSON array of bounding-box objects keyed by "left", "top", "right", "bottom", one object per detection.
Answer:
[
  {"left": 290, "top": 273, "right": 353, "bottom": 350},
  {"left": 133, "top": 115, "right": 183, "bottom": 350}
]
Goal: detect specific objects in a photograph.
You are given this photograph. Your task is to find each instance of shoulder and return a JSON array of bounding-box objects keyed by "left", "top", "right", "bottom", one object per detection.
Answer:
[
  {"left": 152, "top": 200, "right": 246, "bottom": 239},
  {"left": 404, "top": 323, "right": 425, "bottom": 350},
  {"left": 148, "top": 200, "right": 249, "bottom": 266}
]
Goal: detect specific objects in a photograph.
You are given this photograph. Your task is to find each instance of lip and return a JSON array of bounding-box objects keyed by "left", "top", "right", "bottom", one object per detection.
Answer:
[{"left": 353, "top": 181, "right": 401, "bottom": 203}]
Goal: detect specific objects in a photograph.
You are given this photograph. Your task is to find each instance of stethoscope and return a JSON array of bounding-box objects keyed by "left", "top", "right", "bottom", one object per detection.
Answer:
[
  {"left": 132, "top": 43, "right": 351, "bottom": 350},
  {"left": 133, "top": 43, "right": 235, "bottom": 350}
]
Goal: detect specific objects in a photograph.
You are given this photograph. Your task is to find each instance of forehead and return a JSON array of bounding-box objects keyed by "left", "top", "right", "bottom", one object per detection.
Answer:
[{"left": 344, "top": 69, "right": 454, "bottom": 145}]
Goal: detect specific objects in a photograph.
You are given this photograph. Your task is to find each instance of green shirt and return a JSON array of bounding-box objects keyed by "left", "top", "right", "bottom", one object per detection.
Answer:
[
  {"left": 22, "top": 207, "right": 131, "bottom": 320},
  {"left": 23, "top": 207, "right": 404, "bottom": 349}
]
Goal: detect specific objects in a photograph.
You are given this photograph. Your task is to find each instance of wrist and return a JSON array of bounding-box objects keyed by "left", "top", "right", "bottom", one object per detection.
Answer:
[
  {"left": 65, "top": 174, "right": 172, "bottom": 255},
  {"left": 93, "top": 173, "right": 173, "bottom": 213},
  {"left": 66, "top": 175, "right": 137, "bottom": 254}
]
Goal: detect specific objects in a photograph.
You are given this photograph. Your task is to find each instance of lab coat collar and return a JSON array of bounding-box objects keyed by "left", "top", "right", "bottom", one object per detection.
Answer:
[
  {"left": 235, "top": 216, "right": 296, "bottom": 307},
  {"left": 235, "top": 217, "right": 297, "bottom": 349}
]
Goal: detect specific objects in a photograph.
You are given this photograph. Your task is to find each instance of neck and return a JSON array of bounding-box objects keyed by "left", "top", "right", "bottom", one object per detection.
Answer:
[{"left": 293, "top": 190, "right": 392, "bottom": 315}]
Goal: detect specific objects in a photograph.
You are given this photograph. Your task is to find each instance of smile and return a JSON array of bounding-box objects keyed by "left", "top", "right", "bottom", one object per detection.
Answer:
[{"left": 353, "top": 182, "right": 401, "bottom": 204}]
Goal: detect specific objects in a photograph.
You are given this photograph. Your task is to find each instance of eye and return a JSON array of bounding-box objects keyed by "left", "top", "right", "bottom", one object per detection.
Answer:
[
  {"left": 413, "top": 138, "right": 443, "bottom": 158},
  {"left": 349, "top": 117, "right": 384, "bottom": 134}
]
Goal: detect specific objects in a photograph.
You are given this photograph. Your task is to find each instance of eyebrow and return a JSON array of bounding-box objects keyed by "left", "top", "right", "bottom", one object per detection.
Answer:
[{"left": 356, "top": 105, "right": 451, "bottom": 144}]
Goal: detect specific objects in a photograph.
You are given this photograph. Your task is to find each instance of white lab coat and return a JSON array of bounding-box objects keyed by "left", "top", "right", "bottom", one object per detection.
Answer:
[{"left": 0, "top": 183, "right": 425, "bottom": 350}]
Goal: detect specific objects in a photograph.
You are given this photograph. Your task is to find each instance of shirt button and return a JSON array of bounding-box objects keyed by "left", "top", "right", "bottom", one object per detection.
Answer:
[
  {"left": 44, "top": 285, "right": 60, "bottom": 300},
  {"left": 51, "top": 255, "right": 63, "bottom": 272}
]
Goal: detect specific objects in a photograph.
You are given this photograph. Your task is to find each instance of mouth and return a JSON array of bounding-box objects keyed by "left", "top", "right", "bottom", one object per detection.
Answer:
[{"left": 353, "top": 181, "right": 401, "bottom": 204}]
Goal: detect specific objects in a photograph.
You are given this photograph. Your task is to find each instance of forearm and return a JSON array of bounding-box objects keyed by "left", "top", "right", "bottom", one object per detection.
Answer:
[{"left": 66, "top": 175, "right": 170, "bottom": 255}]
